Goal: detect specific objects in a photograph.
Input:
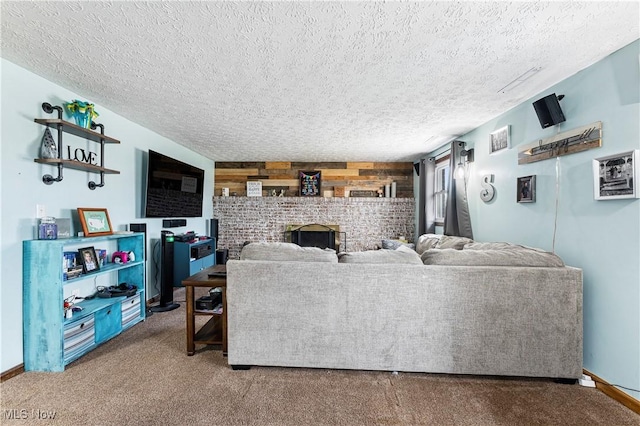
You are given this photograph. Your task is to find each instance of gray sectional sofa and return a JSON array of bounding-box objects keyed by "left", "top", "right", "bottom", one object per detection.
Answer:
[{"left": 226, "top": 239, "right": 583, "bottom": 379}]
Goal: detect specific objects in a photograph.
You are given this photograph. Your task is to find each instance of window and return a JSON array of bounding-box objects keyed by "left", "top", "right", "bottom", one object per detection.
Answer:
[{"left": 434, "top": 160, "right": 449, "bottom": 224}]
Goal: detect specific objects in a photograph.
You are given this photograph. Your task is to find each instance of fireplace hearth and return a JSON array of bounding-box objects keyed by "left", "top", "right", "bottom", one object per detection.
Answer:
[{"left": 285, "top": 224, "right": 342, "bottom": 251}]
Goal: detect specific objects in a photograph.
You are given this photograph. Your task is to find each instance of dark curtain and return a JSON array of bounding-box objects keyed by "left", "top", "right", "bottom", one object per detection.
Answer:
[
  {"left": 417, "top": 157, "right": 436, "bottom": 236},
  {"left": 444, "top": 141, "right": 473, "bottom": 238}
]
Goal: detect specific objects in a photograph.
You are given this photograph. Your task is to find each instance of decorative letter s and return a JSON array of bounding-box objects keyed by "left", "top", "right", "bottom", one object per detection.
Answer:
[{"left": 480, "top": 174, "right": 495, "bottom": 202}]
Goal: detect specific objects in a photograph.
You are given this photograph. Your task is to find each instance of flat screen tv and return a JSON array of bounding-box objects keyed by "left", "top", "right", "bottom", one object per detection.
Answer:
[{"left": 144, "top": 150, "right": 205, "bottom": 218}]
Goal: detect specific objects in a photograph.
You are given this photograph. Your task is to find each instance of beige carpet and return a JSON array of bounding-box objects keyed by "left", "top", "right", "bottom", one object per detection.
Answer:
[{"left": 2, "top": 288, "right": 638, "bottom": 425}]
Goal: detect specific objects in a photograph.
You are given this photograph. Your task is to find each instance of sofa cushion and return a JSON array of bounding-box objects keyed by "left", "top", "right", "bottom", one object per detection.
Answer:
[
  {"left": 338, "top": 249, "right": 423, "bottom": 264},
  {"left": 421, "top": 248, "right": 565, "bottom": 267},
  {"left": 240, "top": 242, "right": 338, "bottom": 263}
]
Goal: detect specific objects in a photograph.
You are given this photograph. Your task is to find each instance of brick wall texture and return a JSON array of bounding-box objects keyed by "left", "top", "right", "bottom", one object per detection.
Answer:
[{"left": 213, "top": 196, "right": 415, "bottom": 259}]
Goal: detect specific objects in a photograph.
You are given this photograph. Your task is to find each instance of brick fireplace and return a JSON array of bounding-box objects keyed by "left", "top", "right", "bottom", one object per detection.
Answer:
[
  {"left": 285, "top": 224, "right": 341, "bottom": 251},
  {"left": 213, "top": 197, "right": 415, "bottom": 259}
]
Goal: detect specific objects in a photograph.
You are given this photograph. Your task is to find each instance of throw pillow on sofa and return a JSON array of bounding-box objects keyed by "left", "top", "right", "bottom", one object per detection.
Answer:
[
  {"left": 415, "top": 234, "right": 474, "bottom": 254},
  {"left": 338, "top": 248, "right": 423, "bottom": 265},
  {"left": 415, "top": 234, "right": 441, "bottom": 254},
  {"left": 435, "top": 235, "right": 474, "bottom": 250},
  {"left": 240, "top": 242, "right": 338, "bottom": 263},
  {"left": 420, "top": 248, "right": 565, "bottom": 267},
  {"left": 381, "top": 239, "right": 416, "bottom": 251}
]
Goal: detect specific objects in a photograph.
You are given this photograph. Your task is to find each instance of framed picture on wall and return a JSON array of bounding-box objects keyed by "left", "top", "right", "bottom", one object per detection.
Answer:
[
  {"left": 517, "top": 175, "right": 536, "bottom": 203},
  {"left": 593, "top": 150, "right": 639, "bottom": 200},
  {"left": 490, "top": 125, "right": 511, "bottom": 154}
]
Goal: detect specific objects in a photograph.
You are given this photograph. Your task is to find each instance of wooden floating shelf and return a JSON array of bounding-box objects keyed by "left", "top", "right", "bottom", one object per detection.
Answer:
[
  {"left": 34, "top": 118, "right": 120, "bottom": 144},
  {"left": 34, "top": 158, "right": 120, "bottom": 174}
]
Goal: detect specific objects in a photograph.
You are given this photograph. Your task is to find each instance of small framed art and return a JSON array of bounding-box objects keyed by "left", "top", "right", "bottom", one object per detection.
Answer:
[
  {"left": 593, "top": 150, "right": 638, "bottom": 200},
  {"left": 517, "top": 175, "right": 536, "bottom": 203},
  {"left": 77, "top": 208, "right": 113, "bottom": 236},
  {"left": 246, "top": 181, "right": 263, "bottom": 197},
  {"left": 490, "top": 125, "right": 511, "bottom": 154},
  {"left": 79, "top": 246, "right": 100, "bottom": 274},
  {"left": 299, "top": 171, "right": 321, "bottom": 196}
]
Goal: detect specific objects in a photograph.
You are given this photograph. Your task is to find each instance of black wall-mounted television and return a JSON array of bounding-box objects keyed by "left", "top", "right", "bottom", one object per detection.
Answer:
[{"left": 144, "top": 150, "right": 205, "bottom": 218}]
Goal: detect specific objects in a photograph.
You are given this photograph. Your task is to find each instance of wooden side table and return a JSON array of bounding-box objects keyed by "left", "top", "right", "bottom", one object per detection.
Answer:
[{"left": 182, "top": 265, "right": 227, "bottom": 356}]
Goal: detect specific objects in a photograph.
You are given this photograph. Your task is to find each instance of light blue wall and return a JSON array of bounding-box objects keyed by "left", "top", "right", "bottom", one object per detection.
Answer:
[
  {"left": 0, "top": 59, "right": 215, "bottom": 372},
  {"left": 436, "top": 40, "right": 639, "bottom": 399}
]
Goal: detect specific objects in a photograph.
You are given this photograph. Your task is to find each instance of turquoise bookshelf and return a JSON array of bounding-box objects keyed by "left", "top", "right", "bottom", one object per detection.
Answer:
[{"left": 23, "top": 233, "right": 146, "bottom": 372}]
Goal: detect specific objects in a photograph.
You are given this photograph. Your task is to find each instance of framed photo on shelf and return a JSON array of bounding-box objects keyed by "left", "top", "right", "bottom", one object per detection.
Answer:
[
  {"left": 77, "top": 208, "right": 113, "bottom": 236},
  {"left": 490, "top": 125, "right": 511, "bottom": 154},
  {"left": 246, "top": 181, "right": 262, "bottom": 197},
  {"left": 78, "top": 246, "right": 100, "bottom": 274},
  {"left": 517, "top": 175, "right": 536, "bottom": 203},
  {"left": 592, "top": 150, "right": 639, "bottom": 200}
]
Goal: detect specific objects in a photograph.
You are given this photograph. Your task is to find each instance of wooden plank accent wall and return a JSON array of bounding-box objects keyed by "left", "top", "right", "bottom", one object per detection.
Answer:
[{"left": 215, "top": 161, "right": 414, "bottom": 197}]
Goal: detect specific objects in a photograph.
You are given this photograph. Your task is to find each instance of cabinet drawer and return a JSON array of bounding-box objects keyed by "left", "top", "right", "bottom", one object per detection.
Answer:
[
  {"left": 95, "top": 305, "right": 122, "bottom": 344},
  {"left": 121, "top": 294, "right": 142, "bottom": 328},
  {"left": 64, "top": 315, "right": 95, "bottom": 363}
]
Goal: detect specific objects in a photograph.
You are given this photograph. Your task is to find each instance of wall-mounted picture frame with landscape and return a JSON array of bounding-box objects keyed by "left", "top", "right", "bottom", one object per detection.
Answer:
[
  {"left": 517, "top": 175, "right": 536, "bottom": 203},
  {"left": 490, "top": 125, "right": 511, "bottom": 154},
  {"left": 77, "top": 208, "right": 113, "bottom": 237},
  {"left": 593, "top": 150, "right": 638, "bottom": 200}
]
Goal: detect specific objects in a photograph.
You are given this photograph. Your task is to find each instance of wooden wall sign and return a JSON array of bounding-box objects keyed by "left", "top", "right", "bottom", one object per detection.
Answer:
[
  {"left": 518, "top": 121, "right": 602, "bottom": 165},
  {"left": 299, "top": 171, "right": 321, "bottom": 196}
]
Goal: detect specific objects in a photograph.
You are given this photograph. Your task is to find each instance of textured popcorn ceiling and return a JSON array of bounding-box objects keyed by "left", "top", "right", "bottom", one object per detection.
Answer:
[{"left": 1, "top": 1, "right": 638, "bottom": 161}]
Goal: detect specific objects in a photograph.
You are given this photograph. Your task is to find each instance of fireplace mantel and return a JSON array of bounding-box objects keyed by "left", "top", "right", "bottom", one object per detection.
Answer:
[{"left": 213, "top": 196, "right": 415, "bottom": 259}]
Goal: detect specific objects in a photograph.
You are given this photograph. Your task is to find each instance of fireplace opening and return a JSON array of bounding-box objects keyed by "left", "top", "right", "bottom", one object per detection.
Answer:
[{"left": 285, "top": 224, "right": 342, "bottom": 251}]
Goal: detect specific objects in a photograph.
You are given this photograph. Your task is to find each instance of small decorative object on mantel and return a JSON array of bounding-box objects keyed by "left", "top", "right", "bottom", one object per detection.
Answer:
[
  {"left": 349, "top": 190, "right": 378, "bottom": 198},
  {"left": 247, "top": 181, "right": 262, "bottom": 197},
  {"left": 39, "top": 128, "right": 57, "bottom": 159},
  {"left": 592, "top": 150, "right": 638, "bottom": 200},
  {"left": 64, "top": 99, "right": 99, "bottom": 129},
  {"left": 518, "top": 121, "right": 602, "bottom": 165},
  {"left": 490, "top": 125, "right": 510, "bottom": 154},
  {"left": 517, "top": 175, "right": 536, "bottom": 203},
  {"left": 299, "top": 171, "right": 321, "bottom": 196}
]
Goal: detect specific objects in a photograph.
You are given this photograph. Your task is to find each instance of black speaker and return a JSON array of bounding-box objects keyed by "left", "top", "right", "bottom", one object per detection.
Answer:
[
  {"left": 413, "top": 162, "right": 420, "bottom": 176},
  {"left": 209, "top": 219, "right": 219, "bottom": 241},
  {"left": 533, "top": 93, "right": 566, "bottom": 128},
  {"left": 216, "top": 248, "right": 228, "bottom": 265},
  {"left": 162, "top": 219, "right": 187, "bottom": 228},
  {"left": 151, "top": 230, "right": 179, "bottom": 312},
  {"left": 129, "top": 224, "right": 147, "bottom": 308}
]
